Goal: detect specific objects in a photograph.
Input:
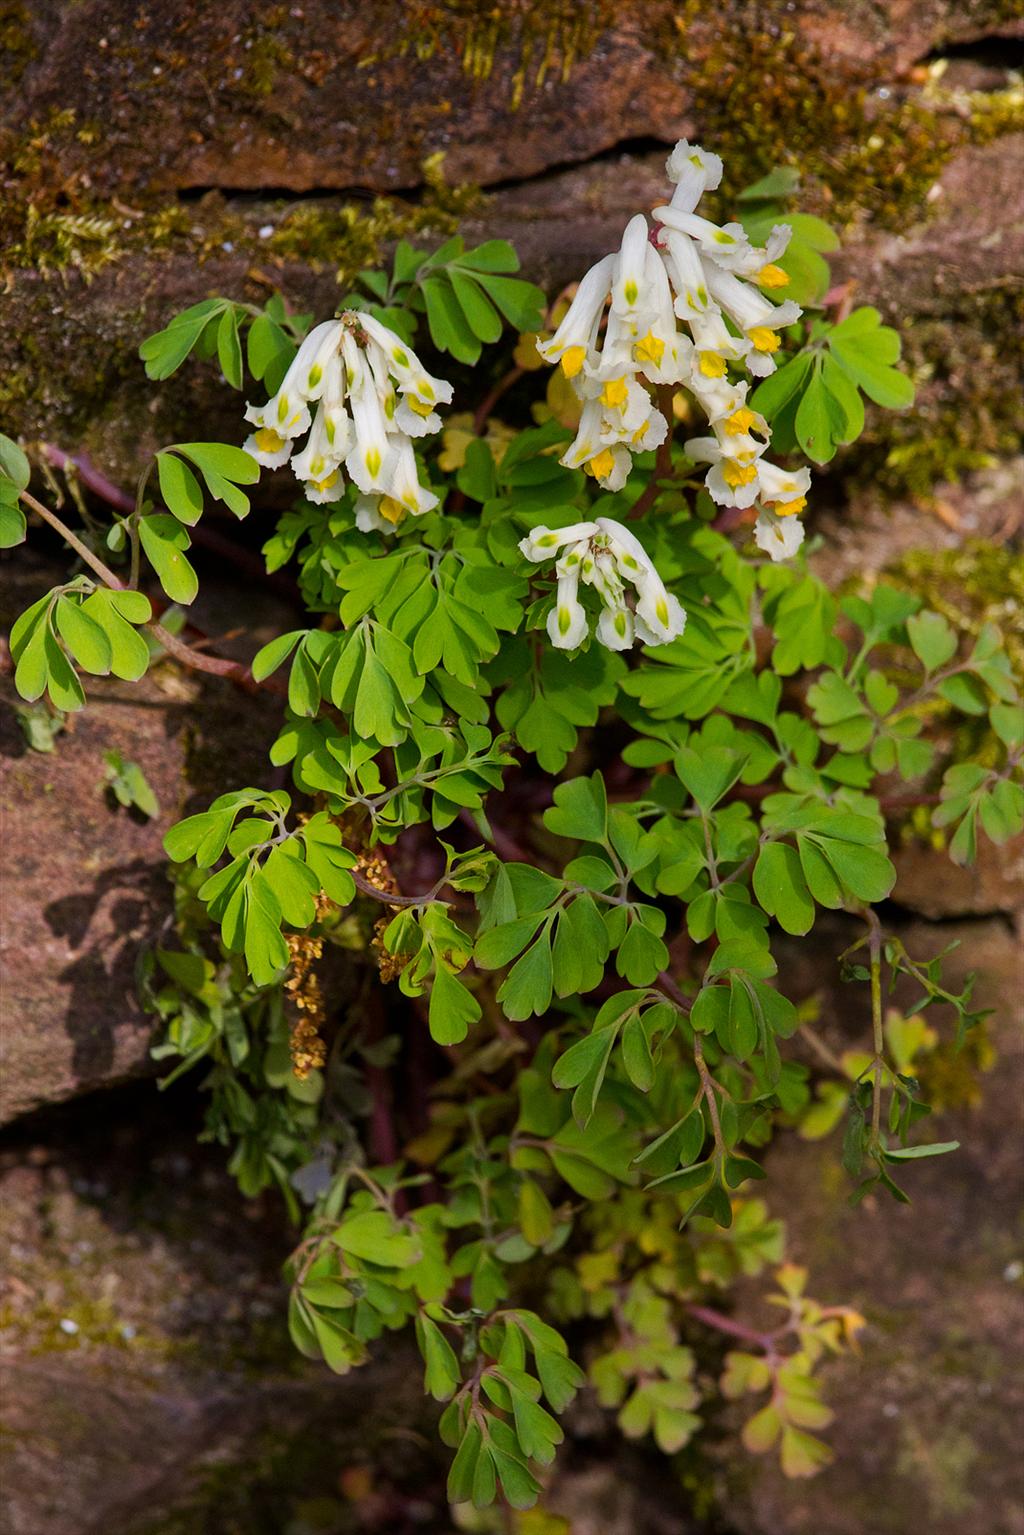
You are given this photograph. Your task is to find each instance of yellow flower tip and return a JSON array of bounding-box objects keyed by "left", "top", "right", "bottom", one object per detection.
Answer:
[
  {"left": 623, "top": 278, "right": 639, "bottom": 306},
  {"left": 749, "top": 326, "right": 781, "bottom": 354},
  {"left": 587, "top": 448, "right": 616, "bottom": 480},
  {"left": 756, "top": 263, "right": 790, "bottom": 289},
  {"left": 276, "top": 392, "right": 291, "bottom": 424},
  {"left": 557, "top": 605, "right": 573, "bottom": 636},
  {"left": 724, "top": 406, "right": 758, "bottom": 436},
  {"left": 312, "top": 469, "right": 340, "bottom": 492},
  {"left": 365, "top": 448, "right": 382, "bottom": 478},
  {"left": 600, "top": 376, "right": 629, "bottom": 409},
  {"left": 254, "top": 427, "right": 285, "bottom": 453},
  {"left": 407, "top": 395, "right": 434, "bottom": 418},
  {"left": 379, "top": 496, "right": 406, "bottom": 525},
  {"left": 633, "top": 330, "right": 665, "bottom": 366},
  {"left": 698, "top": 351, "right": 727, "bottom": 378},
  {"left": 723, "top": 460, "right": 759, "bottom": 489},
  {"left": 772, "top": 495, "right": 807, "bottom": 518},
  {"left": 560, "top": 346, "right": 587, "bottom": 379},
  {"left": 307, "top": 363, "right": 323, "bottom": 388}
]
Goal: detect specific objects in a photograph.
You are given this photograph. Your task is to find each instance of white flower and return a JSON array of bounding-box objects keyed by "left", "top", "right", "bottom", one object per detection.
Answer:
[
  {"left": 597, "top": 517, "right": 686, "bottom": 646},
  {"left": 537, "top": 254, "right": 616, "bottom": 378},
  {"left": 242, "top": 309, "right": 453, "bottom": 529},
  {"left": 665, "top": 141, "right": 723, "bottom": 214},
  {"left": 704, "top": 268, "right": 802, "bottom": 375},
  {"left": 386, "top": 437, "right": 438, "bottom": 518},
  {"left": 610, "top": 214, "right": 655, "bottom": 323},
  {"left": 533, "top": 136, "right": 814, "bottom": 539},
  {"left": 518, "top": 522, "right": 599, "bottom": 563},
  {"left": 547, "top": 571, "right": 590, "bottom": 649},
  {"left": 244, "top": 319, "right": 339, "bottom": 442},
  {"left": 653, "top": 206, "right": 754, "bottom": 265},
  {"left": 755, "top": 460, "right": 812, "bottom": 514},
  {"left": 292, "top": 405, "right": 343, "bottom": 492},
  {"left": 343, "top": 342, "right": 396, "bottom": 494},
  {"left": 522, "top": 516, "right": 686, "bottom": 652},
  {"left": 685, "top": 434, "right": 811, "bottom": 511},
  {"left": 754, "top": 507, "right": 805, "bottom": 561},
  {"left": 596, "top": 601, "right": 636, "bottom": 650}
]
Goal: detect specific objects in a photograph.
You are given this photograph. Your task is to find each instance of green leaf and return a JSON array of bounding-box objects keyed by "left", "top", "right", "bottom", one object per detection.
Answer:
[
  {"left": 139, "top": 514, "right": 199, "bottom": 604},
  {"left": 0, "top": 500, "right": 27, "bottom": 548},
  {"left": 422, "top": 275, "right": 481, "bottom": 364},
  {"left": 906, "top": 610, "right": 958, "bottom": 673},
  {"left": 428, "top": 964, "right": 481, "bottom": 1045},
  {"left": 829, "top": 313, "right": 914, "bottom": 409},
  {"left": 498, "top": 932, "right": 554, "bottom": 1021},
  {"left": 157, "top": 451, "right": 205, "bottom": 525},
  {"left": 417, "top": 1314, "right": 461, "bottom": 1401},
  {"left": 543, "top": 773, "right": 608, "bottom": 843},
  {"left": 139, "top": 300, "right": 226, "bottom": 379},
  {"left": 0, "top": 432, "right": 31, "bottom": 491},
  {"left": 884, "top": 1140, "right": 960, "bottom": 1161},
  {"left": 449, "top": 268, "right": 503, "bottom": 343},
  {"left": 333, "top": 1209, "right": 419, "bottom": 1266},
  {"left": 216, "top": 306, "right": 243, "bottom": 389},
  {"left": 753, "top": 841, "right": 815, "bottom": 935},
  {"left": 81, "top": 590, "right": 150, "bottom": 681},
  {"left": 243, "top": 870, "right": 290, "bottom": 985},
  {"left": 54, "top": 597, "right": 112, "bottom": 675}
]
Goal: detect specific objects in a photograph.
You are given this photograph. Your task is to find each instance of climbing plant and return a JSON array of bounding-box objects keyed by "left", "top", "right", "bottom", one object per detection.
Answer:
[{"left": 4, "top": 141, "right": 1021, "bottom": 1512}]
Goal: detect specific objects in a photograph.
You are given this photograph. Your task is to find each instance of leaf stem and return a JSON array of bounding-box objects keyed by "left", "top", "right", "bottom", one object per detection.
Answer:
[
  {"left": 867, "top": 910, "right": 884, "bottom": 1145},
  {"left": 20, "top": 487, "right": 125, "bottom": 588}
]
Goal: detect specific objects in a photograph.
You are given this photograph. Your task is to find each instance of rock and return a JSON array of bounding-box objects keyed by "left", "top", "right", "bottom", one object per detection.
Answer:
[
  {"left": 892, "top": 833, "right": 1024, "bottom": 920},
  {"left": 0, "top": 553, "right": 295, "bottom": 1126},
  {"left": 0, "top": 1090, "right": 443, "bottom": 1535},
  {"left": 8, "top": 2, "right": 1017, "bottom": 199},
  {"left": 0, "top": 1086, "right": 694, "bottom": 1534},
  {"left": 716, "top": 915, "right": 1024, "bottom": 1535},
  {"left": 809, "top": 457, "right": 1024, "bottom": 586}
]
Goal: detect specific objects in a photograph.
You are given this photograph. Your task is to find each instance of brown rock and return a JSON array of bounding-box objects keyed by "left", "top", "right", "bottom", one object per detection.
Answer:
[
  {"left": 9, "top": 2, "right": 1015, "bottom": 199},
  {"left": 0, "top": 554, "right": 294, "bottom": 1126},
  {"left": 892, "top": 833, "right": 1024, "bottom": 920},
  {"left": 718, "top": 915, "right": 1024, "bottom": 1535},
  {"left": 0, "top": 1096, "right": 442, "bottom": 1535}
]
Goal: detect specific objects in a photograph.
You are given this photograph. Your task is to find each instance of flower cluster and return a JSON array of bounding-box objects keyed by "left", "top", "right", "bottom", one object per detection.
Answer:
[
  {"left": 537, "top": 140, "right": 811, "bottom": 560},
  {"left": 244, "top": 312, "right": 451, "bottom": 530},
  {"left": 519, "top": 517, "right": 686, "bottom": 652}
]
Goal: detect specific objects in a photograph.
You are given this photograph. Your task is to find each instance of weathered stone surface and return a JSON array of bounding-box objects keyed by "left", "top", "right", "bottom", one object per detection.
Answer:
[
  {"left": 7, "top": 2, "right": 1019, "bottom": 198},
  {"left": 717, "top": 915, "right": 1024, "bottom": 1535},
  {"left": 892, "top": 832, "right": 1024, "bottom": 920},
  {"left": 809, "top": 456, "right": 1024, "bottom": 585},
  {"left": 0, "top": 554, "right": 295, "bottom": 1126},
  {"left": 0, "top": 1089, "right": 694, "bottom": 1534},
  {"left": 0, "top": 1093, "right": 442, "bottom": 1535}
]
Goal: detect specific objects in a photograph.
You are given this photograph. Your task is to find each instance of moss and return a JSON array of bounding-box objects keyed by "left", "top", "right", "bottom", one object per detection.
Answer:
[
  {"left": 234, "top": 7, "right": 296, "bottom": 101},
  {"left": 863, "top": 287, "right": 1024, "bottom": 500},
  {"left": 885, "top": 540, "right": 1024, "bottom": 677},
  {"left": 367, "top": 0, "right": 614, "bottom": 104},
  {"left": 0, "top": 0, "right": 38, "bottom": 86},
  {"left": 671, "top": 6, "right": 961, "bottom": 230},
  {"left": 268, "top": 153, "right": 483, "bottom": 283}
]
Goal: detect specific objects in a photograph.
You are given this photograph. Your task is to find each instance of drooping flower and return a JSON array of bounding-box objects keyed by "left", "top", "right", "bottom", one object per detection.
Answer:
[
  {"left": 519, "top": 517, "right": 686, "bottom": 652},
  {"left": 243, "top": 310, "right": 450, "bottom": 530},
  {"left": 533, "top": 137, "right": 812, "bottom": 559},
  {"left": 754, "top": 506, "right": 806, "bottom": 562}
]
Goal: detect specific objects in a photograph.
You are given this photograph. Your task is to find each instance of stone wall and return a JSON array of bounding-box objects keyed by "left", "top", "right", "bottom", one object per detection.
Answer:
[{"left": 1, "top": 4, "right": 1022, "bottom": 1531}]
